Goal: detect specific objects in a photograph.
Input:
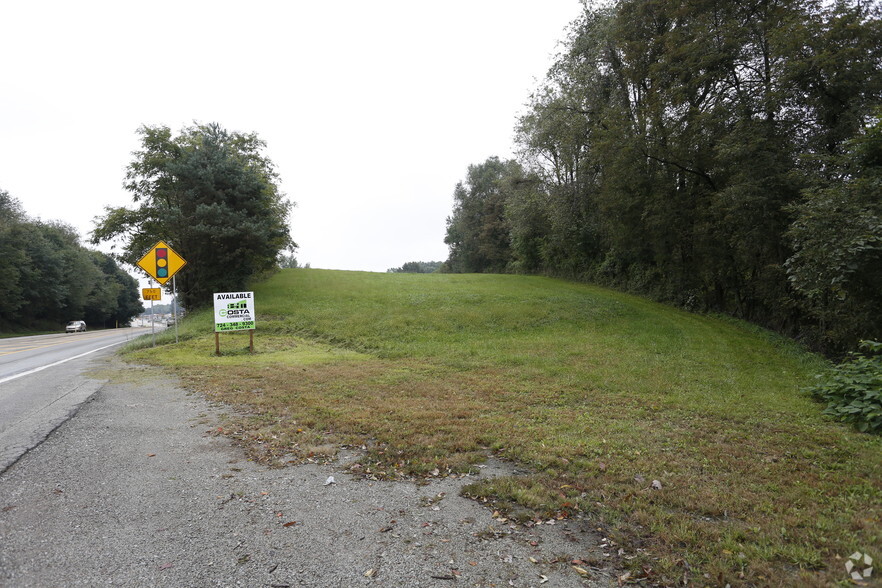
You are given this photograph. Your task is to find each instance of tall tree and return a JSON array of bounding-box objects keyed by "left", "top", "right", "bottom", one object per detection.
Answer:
[
  {"left": 92, "top": 123, "right": 295, "bottom": 309},
  {"left": 443, "top": 157, "right": 521, "bottom": 274},
  {"left": 0, "top": 191, "right": 29, "bottom": 319},
  {"left": 787, "top": 111, "right": 882, "bottom": 350},
  {"left": 84, "top": 251, "right": 144, "bottom": 327}
]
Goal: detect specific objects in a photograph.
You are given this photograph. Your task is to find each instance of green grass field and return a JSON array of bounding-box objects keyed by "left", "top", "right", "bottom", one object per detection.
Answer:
[{"left": 128, "top": 269, "right": 881, "bottom": 586}]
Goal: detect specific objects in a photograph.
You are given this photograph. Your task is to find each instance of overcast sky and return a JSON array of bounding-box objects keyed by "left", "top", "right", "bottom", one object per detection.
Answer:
[{"left": 1, "top": 1, "right": 583, "bottom": 277}]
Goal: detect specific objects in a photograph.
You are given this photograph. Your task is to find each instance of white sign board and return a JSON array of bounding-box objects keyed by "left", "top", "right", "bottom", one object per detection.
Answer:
[{"left": 213, "top": 291, "right": 255, "bottom": 332}]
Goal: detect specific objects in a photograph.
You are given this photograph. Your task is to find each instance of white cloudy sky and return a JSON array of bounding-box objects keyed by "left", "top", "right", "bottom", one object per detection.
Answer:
[{"left": 1, "top": 1, "right": 583, "bottom": 275}]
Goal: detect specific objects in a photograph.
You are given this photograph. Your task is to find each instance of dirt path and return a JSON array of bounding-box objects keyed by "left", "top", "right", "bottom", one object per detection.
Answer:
[{"left": 0, "top": 356, "right": 615, "bottom": 587}]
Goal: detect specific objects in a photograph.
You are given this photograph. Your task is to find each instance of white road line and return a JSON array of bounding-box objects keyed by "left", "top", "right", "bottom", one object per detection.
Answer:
[{"left": 0, "top": 341, "right": 126, "bottom": 385}]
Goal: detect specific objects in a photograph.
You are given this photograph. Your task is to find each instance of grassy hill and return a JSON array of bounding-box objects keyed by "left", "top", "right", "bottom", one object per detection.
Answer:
[{"left": 129, "top": 269, "right": 881, "bottom": 586}]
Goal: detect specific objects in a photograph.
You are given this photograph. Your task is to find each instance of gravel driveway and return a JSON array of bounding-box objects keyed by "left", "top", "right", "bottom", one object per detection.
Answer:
[{"left": 0, "top": 356, "right": 615, "bottom": 587}]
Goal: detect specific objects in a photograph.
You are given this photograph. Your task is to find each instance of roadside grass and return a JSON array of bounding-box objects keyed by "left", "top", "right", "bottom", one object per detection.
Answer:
[
  {"left": 0, "top": 326, "right": 60, "bottom": 338},
  {"left": 126, "top": 269, "right": 882, "bottom": 586},
  {"left": 0, "top": 331, "right": 55, "bottom": 338}
]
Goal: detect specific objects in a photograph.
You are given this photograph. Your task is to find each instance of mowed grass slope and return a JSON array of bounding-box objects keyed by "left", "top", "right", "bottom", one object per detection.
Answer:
[{"left": 130, "top": 269, "right": 881, "bottom": 586}]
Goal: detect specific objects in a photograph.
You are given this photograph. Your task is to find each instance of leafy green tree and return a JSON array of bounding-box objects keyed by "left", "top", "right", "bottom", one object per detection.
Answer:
[
  {"left": 277, "top": 249, "right": 300, "bottom": 269},
  {"left": 51, "top": 223, "right": 102, "bottom": 322},
  {"left": 0, "top": 191, "right": 29, "bottom": 320},
  {"left": 15, "top": 223, "right": 75, "bottom": 324},
  {"left": 785, "top": 1, "right": 882, "bottom": 159},
  {"left": 108, "top": 261, "right": 143, "bottom": 326},
  {"left": 444, "top": 157, "right": 522, "bottom": 273},
  {"left": 787, "top": 112, "right": 882, "bottom": 350},
  {"left": 513, "top": 8, "right": 614, "bottom": 277},
  {"left": 92, "top": 123, "right": 294, "bottom": 309},
  {"left": 0, "top": 190, "right": 25, "bottom": 222},
  {"left": 83, "top": 251, "right": 143, "bottom": 327}
]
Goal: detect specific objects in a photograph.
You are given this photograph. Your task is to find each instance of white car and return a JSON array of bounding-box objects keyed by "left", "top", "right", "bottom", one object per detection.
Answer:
[{"left": 65, "top": 321, "right": 87, "bottom": 333}]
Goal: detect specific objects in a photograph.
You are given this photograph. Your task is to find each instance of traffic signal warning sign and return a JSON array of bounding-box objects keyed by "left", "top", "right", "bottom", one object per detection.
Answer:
[{"left": 137, "top": 241, "right": 187, "bottom": 285}]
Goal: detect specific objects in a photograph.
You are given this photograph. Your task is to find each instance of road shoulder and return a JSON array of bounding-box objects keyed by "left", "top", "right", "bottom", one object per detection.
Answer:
[{"left": 0, "top": 356, "right": 613, "bottom": 587}]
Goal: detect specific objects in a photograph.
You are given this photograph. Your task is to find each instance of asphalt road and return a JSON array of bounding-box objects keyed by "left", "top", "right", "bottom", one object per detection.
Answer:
[
  {"left": 0, "top": 352, "right": 616, "bottom": 587},
  {"left": 0, "top": 327, "right": 154, "bottom": 473}
]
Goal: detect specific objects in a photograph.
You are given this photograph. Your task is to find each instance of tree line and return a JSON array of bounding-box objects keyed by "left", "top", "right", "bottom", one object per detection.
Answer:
[
  {"left": 0, "top": 191, "right": 143, "bottom": 331},
  {"left": 387, "top": 261, "right": 443, "bottom": 273},
  {"left": 443, "top": 0, "right": 882, "bottom": 354}
]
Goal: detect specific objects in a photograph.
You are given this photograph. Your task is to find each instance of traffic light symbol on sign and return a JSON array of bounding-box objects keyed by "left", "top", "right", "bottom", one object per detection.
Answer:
[{"left": 156, "top": 248, "right": 169, "bottom": 279}]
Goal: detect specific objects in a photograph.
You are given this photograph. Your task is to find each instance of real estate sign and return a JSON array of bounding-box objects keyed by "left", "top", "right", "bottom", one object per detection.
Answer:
[{"left": 213, "top": 291, "right": 255, "bottom": 332}]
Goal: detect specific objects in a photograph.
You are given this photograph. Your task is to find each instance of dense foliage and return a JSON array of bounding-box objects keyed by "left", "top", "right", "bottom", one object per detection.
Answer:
[
  {"left": 387, "top": 261, "right": 442, "bottom": 273},
  {"left": 0, "top": 190, "right": 143, "bottom": 330},
  {"left": 277, "top": 250, "right": 301, "bottom": 269},
  {"left": 443, "top": 0, "right": 882, "bottom": 353},
  {"left": 92, "top": 123, "right": 294, "bottom": 310},
  {"left": 809, "top": 340, "right": 882, "bottom": 433}
]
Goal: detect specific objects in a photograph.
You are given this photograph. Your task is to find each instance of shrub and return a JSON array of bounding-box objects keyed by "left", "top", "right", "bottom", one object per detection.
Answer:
[{"left": 809, "top": 341, "right": 882, "bottom": 434}]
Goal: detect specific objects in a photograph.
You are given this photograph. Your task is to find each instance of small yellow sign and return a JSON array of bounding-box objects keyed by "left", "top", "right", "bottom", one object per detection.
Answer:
[
  {"left": 142, "top": 288, "right": 162, "bottom": 301},
  {"left": 137, "top": 241, "right": 187, "bottom": 285}
]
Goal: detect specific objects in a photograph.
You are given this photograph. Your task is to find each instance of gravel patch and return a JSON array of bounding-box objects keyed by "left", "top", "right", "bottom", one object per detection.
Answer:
[{"left": 0, "top": 357, "right": 616, "bottom": 587}]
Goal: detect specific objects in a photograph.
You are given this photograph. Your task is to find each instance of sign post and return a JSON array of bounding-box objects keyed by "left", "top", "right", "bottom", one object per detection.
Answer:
[
  {"left": 213, "top": 291, "right": 256, "bottom": 355},
  {"left": 136, "top": 241, "right": 187, "bottom": 346},
  {"left": 171, "top": 276, "right": 179, "bottom": 344},
  {"left": 142, "top": 286, "right": 160, "bottom": 346}
]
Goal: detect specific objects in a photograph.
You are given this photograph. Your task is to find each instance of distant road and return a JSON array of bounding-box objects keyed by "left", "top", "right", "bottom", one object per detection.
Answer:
[{"left": 0, "top": 327, "right": 154, "bottom": 473}]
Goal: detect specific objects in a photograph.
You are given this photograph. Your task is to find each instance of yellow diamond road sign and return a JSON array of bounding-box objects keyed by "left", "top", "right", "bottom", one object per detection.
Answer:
[{"left": 137, "top": 241, "right": 187, "bottom": 285}]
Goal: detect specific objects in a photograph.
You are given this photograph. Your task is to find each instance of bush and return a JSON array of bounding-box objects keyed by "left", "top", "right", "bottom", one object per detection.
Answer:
[{"left": 809, "top": 341, "right": 882, "bottom": 434}]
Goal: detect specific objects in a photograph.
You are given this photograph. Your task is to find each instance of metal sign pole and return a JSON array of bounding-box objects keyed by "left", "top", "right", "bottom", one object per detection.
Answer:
[
  {"left": 151, "top": 279, "right": 156, "bottom": 347},
  {"left": 173, "top": 275, "right": 179, "bottom": 344}
]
